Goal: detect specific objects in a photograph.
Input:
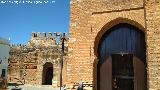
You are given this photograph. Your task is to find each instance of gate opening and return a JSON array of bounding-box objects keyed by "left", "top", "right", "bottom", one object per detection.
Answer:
[
  {"left": 112, "top": 54, "right": 134, "bottom": 90},
  {"left": 97, "top": 23, "right": 146, "bottom": 90},
  {"left": 42, "top": 62, "right": 53, "bottom": 85}
]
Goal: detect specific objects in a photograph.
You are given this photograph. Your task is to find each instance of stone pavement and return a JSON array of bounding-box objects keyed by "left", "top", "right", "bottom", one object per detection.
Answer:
[{"left": 7, "top": 85, "right": 60, "bottom": 90}]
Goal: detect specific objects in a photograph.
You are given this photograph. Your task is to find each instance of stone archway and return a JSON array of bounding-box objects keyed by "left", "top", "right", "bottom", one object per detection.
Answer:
[
  {"left": 42, "top": 62, "right": 53, "bottom": 85},
  {"left": 96, "top": 23, "right": 147, "bottom": 90},
  {"left": 94, "top": 17, "right": 145, "bottom": 57}
]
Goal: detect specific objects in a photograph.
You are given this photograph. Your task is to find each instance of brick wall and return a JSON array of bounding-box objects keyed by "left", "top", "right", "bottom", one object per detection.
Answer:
[
  {"left": 68, "top": 0, "right": 146, "bottom": 89},
  {"left": 146, "top": 1, "right": 160, "bottom": 89}
]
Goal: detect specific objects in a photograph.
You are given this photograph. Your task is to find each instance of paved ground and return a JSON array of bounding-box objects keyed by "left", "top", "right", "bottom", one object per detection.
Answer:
[{"left": 7, "top": 85, "right": 61, "bottom": 90}]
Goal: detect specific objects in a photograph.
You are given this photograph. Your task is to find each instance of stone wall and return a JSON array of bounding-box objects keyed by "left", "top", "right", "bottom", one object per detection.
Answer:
[{"left": 8, "top": 32, "right": 68, "bottom": 87}]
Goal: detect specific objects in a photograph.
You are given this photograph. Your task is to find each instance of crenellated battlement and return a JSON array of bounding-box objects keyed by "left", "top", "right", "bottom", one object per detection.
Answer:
[
  {"left": 29, "top": 32, "right": 68, "bottom": 47},
  {"left": 31, "top": 32, "right": 65, "bottom": 39}
]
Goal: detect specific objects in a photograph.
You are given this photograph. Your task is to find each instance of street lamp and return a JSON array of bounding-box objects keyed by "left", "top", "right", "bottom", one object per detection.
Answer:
[{"left": 55, "top": 32, "right": 67, "bottom": 90}]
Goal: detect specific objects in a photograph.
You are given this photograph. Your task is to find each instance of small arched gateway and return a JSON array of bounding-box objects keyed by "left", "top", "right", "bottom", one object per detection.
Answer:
[
  {"left": 42, "top": 62, "right": 53, "bottom": 85},
  {"left": 97, "top": 23, "right": 147, "bottom": 90}
]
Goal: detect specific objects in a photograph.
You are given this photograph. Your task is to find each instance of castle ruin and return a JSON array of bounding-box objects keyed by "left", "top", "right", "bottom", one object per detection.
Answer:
[{"left": 8, "top": 32, "right": 68, "bottom": 87}]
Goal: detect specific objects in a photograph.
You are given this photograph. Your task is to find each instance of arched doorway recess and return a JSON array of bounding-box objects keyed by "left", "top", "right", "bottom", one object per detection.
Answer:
[
  {"left": 42, "top": 62, "right": 53, "bottom": 85},
  {"left": 97, "top": 23, "right": 146, "bottom": 90}
]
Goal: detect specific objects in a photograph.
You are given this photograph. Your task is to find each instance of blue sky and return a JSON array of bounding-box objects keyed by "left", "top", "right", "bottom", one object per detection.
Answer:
[{"left": 0, "top": 0, "right": 70, "bottom": 44}]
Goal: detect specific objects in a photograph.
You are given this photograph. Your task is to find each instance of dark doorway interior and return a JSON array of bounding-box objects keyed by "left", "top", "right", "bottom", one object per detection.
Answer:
[
  {"left": 1, "top": 69, "right": 6, "bottom": 77},
  {"left": 42, "top": 62, "right": 53, "bottom": 85},
  {"left": 112, "top": 54, "right": 134, "bottom": 90},
  {"left": 44, "top": 67, "right": 53, "bottom": 85}
]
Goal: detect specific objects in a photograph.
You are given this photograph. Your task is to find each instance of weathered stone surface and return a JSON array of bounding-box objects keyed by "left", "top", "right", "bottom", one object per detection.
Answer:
[{"left": 8, "top": 32, "right": 68, "bottom": 87}]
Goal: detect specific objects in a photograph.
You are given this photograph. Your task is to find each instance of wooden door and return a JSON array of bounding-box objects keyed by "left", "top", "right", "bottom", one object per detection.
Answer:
[
  {"left": 133, "top": 56, "right": 145, "bottom": 90},
  {"left": 100, "top": 56, "right": 112, "bottom": 90}
]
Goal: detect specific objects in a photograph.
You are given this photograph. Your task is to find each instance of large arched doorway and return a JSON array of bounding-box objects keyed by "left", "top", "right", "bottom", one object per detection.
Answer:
[
  {"left": 42, "top": 62, "right": 53, "bottom": 85},
  {"left": 97, "top": 23, "right": 146, "bottom": 90}
]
